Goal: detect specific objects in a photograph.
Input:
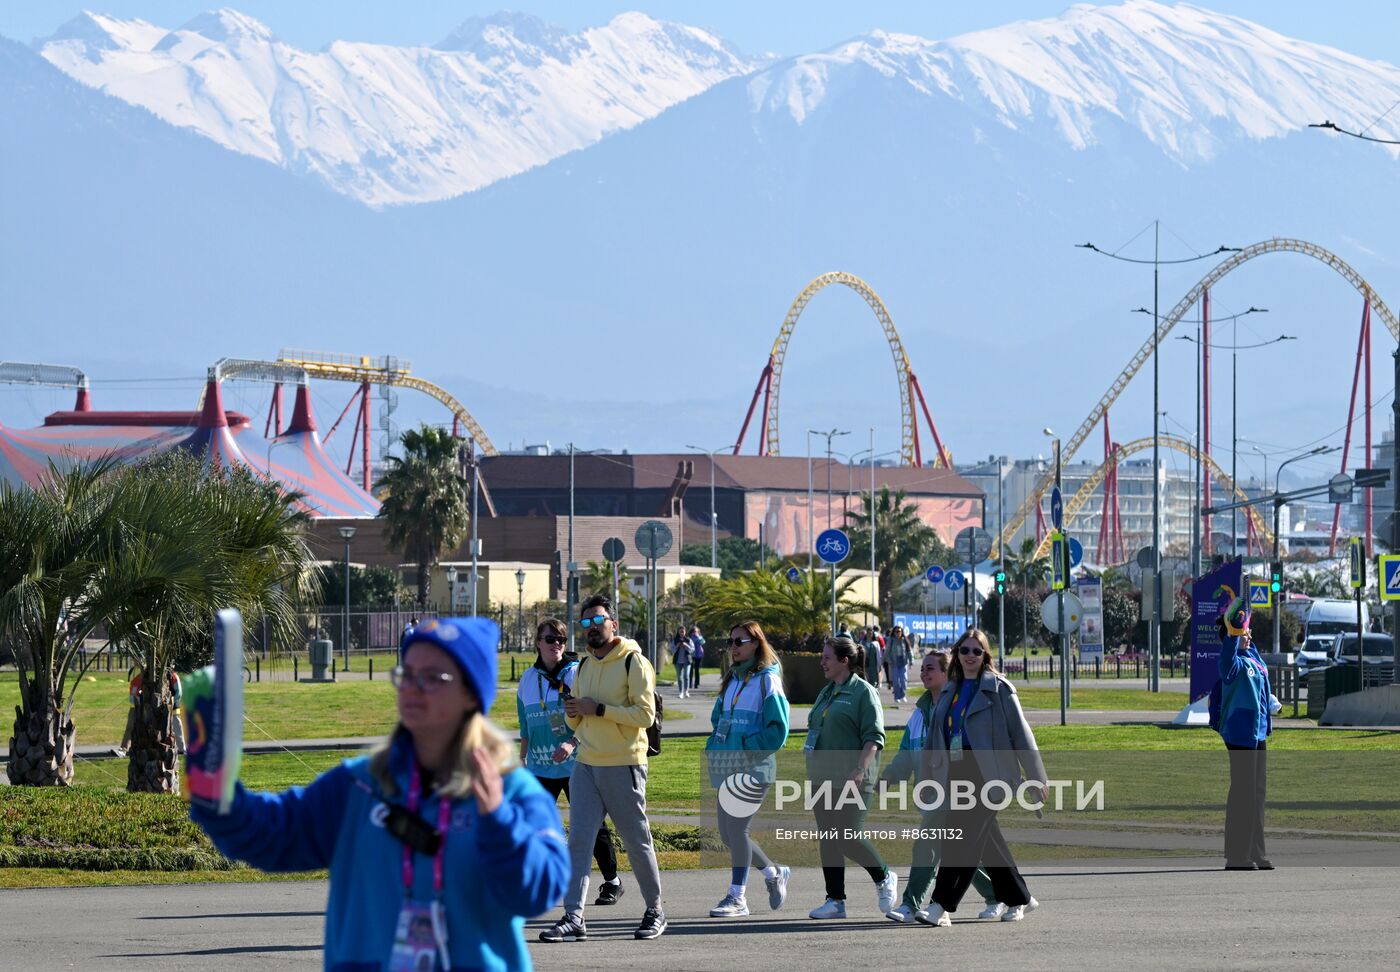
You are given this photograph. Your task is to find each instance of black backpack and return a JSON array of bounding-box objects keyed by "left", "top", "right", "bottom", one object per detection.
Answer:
[{"left": 580, "top": 652, "right": 662, "bottom": 756}]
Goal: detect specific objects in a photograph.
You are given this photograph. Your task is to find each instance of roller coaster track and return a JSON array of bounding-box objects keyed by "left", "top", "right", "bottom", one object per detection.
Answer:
[
  {"left": 737, "top": 271, "right": 951, "bottom": 467},
  {"left": 997, "top": 238, "right": 1399, "bottom": 559},
  {"left": 210, "top": 352, "right": 497, "bottom": 455},
  {"left": 1034, "top": 433, "right": 1274, "bottom": 561}
]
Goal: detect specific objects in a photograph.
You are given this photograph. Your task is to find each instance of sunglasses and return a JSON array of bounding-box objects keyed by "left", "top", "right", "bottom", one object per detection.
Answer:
[
  {"left": 538, "top": 634, "right": 566, "bottom": 646},
  {"left": 578, "top": 616, "right": 610, "bottom": 628},
  {"left": 390, "top": 666, "right": 458, "bottom": 693},
  {"left": 728, "top": 637, "right": 754, "bottom": 647},
  {"left": 958, "top": 645, "right": 985, "bottom": 656}
]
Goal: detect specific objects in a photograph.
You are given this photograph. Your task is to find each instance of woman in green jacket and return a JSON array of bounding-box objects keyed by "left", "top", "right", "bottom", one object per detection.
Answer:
[{"left": 805, "top": 635, "right": 897, "bottom": 919}]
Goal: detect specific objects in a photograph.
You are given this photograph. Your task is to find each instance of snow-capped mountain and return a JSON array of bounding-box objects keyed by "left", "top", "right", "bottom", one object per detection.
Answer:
[
  {"left": 38, "top": 8, "right": 753, "bottom": 206},
  {"left": 749, "top": 1, "right": 1400, "bottom": 162}
]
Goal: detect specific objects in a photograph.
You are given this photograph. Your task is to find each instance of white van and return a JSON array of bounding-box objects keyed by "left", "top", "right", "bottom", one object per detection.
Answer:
[{"left": 1296, "top": 599, "right": 1369, "bottom": 677}]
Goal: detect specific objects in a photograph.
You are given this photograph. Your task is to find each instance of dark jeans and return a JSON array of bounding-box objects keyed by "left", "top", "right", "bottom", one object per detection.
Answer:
[
  {"left": 813, "top": 796, "right": 888, "bottom": 901},
  {"left": 692, "top": 654, "right": 703, "bottom": 688},
  {"left": 1224, "top": 741, "right": 1268, "bottom": 865},
  {"left": 538, "top": 773, "right": 618, "bottom": 882},
  {"left": 929, "top": 757, "right": 1031, "bottom": 912}
]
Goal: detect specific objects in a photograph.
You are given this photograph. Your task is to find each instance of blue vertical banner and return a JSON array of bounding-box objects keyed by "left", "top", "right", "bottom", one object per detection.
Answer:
[{"left": 1189, "top": 559, "right": 1243, "bottom": 703}]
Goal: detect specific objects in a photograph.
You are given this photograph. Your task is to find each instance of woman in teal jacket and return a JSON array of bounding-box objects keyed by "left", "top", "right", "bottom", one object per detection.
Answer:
[
  {"left": 192, "top": 618, "right": 569, "bottom": 971},
  {"left": 704, "top": 620, "right": 791, "bottom": 917},
  {"left": 1215, "top": 600, "right": 1274, "bottom": 870}
]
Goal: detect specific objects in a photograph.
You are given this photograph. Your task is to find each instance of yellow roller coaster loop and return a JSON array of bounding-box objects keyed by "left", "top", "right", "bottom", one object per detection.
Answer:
[
  {"left": 761, "top": 271, "right": 949, "bottom": 467},
  {"left": 208, "top": 351, "right": 498, "bottom": 455},
  {"left": 997, "top": 238, "right": 1398, "bottom": 558},
  {"left": 1032, "top": 433, "right": 1274, "bottom": 561}
]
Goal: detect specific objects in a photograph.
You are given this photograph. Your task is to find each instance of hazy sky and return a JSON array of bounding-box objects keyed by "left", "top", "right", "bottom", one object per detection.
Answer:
[{"left": 3, "top": 0, "right": 1397, "bottom": 64}]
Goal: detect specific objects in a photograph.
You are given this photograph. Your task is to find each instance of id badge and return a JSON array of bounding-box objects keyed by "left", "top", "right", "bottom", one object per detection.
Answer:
[
  {"left": 949, "top": 733, "right": 964, "bottom": 762},
  {"left": 547, "top": 709, "right": 569, "bottom": 739},
  {"left": 388, "top": 900, "right": 449, "bottom": 972},
  {"left": 714, "top": 717, "right": 732, "bottom": 743}
]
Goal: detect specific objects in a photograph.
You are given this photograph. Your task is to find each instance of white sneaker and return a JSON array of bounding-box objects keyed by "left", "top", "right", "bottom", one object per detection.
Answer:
[
  {"left": 764, "top": 866, "right": 790, "bottom": 911},
  {"left": 885, "top": 903, "right": 926, "bottom": 923},
  {"left": 915, "top": 903, "right": 951, "bottom": 927},
  {"left": 808, "top": 898, "right": 846, "bottom": 919},
  {"left": 978, "top": 902, "right": 1007, "bottom": 920},
  {"left": 709, "top": 893, "right": 749, "bottom": 917},
  {"left": 876, "top": 871, "right": 899, "bottom": 914},
  {"left": 110, "top": 747, "right": 125, "bottom": 757},
  {"left": 1001, "top": 905, "right": 1026, "bottom": 922},
  {"left": 1026, "top": 895, "right": 1039, "bottom": 913}
]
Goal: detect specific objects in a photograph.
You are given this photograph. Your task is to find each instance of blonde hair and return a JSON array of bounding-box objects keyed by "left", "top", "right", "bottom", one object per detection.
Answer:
[
  {"left": 948, "top": 627, "right": 997, "bottom": 684},
  {"left": 368, "top": 713, "right": 518, "bottom": 800}
]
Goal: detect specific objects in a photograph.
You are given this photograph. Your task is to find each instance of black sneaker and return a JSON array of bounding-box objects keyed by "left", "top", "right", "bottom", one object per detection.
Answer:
[
  {"left": 634, "top": 908, "right": 667, "bottom": 940},
  {"left": 539, "top": 913, "right": 587, "bottom": 942},
  {"left": 594, "top": 881, "right": 625, "bottom": 906}
]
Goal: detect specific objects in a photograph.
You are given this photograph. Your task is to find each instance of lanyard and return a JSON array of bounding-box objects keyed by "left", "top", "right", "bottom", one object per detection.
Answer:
[
  {"left": 725, "top": 670, "right": 756, "bottom": 718},
  {"left": 814, "top": 680, "right": 849, "bottom": 727},
  {"left": 402, "top": 763, "right": 451, "bottom": 897},
  {"left": 539, "top": 669, "right": 564, "bottom": 704}
]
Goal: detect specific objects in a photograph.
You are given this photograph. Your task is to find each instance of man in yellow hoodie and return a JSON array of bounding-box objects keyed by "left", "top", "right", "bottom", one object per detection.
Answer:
[{"left": 539, "top": 594, "right": 666, "bottom": 943}]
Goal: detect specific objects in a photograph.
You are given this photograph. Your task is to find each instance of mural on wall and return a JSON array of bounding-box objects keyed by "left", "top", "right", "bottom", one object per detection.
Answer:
[{"left": 746, "top": 491, "right": 981, "bottom": 557}]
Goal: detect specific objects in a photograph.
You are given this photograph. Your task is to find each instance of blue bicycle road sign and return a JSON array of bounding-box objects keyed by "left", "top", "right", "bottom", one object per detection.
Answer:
[{"left": 815, "top": 528, "right": 851, "bottom": 565}]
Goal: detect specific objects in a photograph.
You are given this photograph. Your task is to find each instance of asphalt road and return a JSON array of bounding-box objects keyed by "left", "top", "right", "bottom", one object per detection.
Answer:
[{"left": 6, "top": 864, "right": 1398, "bottom": 971}]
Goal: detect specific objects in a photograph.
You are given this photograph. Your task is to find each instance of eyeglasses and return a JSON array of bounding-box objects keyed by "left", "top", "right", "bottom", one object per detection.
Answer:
[
  {"left": 578, "top": 616, "right": 610, "bottom": 628},
  {"left": 538, "top": 634, "right": 566, "bottom": 646},
  {"left": 958, "top": 645, "right": 984, "bottom": 656},
  {"left": 390, "top": 666, "right": 458, "bottom": 692},
  {"left": 728, "top": 637, "right": 754, "bottom": 647}
]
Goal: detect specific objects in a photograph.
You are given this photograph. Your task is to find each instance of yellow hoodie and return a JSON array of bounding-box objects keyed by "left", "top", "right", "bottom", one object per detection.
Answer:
[{"left": 565, "top": 637, "right": 656, "bottom": 766}]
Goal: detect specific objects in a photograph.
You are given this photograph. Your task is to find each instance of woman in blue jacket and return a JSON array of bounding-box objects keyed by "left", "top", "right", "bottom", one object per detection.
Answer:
[
  {"left": 1215, "top": 601, "right": 1274, "bottom": 870},
  {"left": 191, "top": 617, "right": 569, "bottom": 972},
  {"left": 704, "top": 620, "right": 791, "bottom": 918}
]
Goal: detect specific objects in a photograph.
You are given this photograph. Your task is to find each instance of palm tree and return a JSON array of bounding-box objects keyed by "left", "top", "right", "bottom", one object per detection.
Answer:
[
  {"left": 689, "top": 567, "right": 875, "bottom": 650},
  {"left": 1004, "top": 538, "right": 1050, "bottom": 655},
  {"left": 98, "top": 455, "right": 317, "bottom": 793},
  {"left": 844, "top": 487, "right": 950, "bottom": 622},
  {"left": 376, "top": 425, "right": 469, "bottom": 607},
  {"left": 0, "top": 462, "right": 120, "bottom": 786}
]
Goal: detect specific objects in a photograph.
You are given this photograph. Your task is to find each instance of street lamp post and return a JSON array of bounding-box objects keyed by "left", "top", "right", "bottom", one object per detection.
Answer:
[
  {"left": 686, "top": 442, "right": 737, "bottom": 570},
  {"left": 1080, "top": 230, "right": 1239, "bottom": 693},
  {"left": 468, "top": 437, "right": 480, "bottom": 618},
  {"left": 446, "top": 565, "right": 458, "bottom": 615},
  {"left": 515, "top": 568, "right": 526, "bottom": 652},
  {"left": 1272, "top": 446, "right": 1335, "bottom": 651},
  {"left": 338, "top": 525, "right": 355, "bottom": 672},
  {"left": 1044, "top": 429, "right": 1068, "bottom": 727}
]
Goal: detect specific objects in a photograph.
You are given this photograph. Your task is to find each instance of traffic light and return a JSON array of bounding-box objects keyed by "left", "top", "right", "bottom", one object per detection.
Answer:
[
  {"left": 1270, "top": 561, "right": 1283, "bottom": 595},
  {"left": 994, "top": 570, "right": 1006, "bottom": 595}
]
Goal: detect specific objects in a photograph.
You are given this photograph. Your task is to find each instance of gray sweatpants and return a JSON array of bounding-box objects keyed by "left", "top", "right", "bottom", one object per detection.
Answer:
[{"left": 564, "top": 762, "right": 663, "bottom": 914}]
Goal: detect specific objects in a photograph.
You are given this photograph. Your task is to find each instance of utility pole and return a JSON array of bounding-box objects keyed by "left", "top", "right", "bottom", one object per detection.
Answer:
[
  {"left": 999, "top": 461, "right": 1007, "bottom": 655},
  {"left": 1392, "top": 348, "right": 1399, "bottom": 670},
  {"left": 469, "top": 436, "right": 480, "bottom": 617},
  {"left": 567, "top": 443, "right": 575, "bottom": 655},
  {"left": 1151, "top": 221, "right": 1163, "bottom": 694}
]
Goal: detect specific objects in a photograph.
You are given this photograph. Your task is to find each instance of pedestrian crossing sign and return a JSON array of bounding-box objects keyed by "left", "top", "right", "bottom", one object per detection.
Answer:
[
  {"left": 1248, "top": 579, "right": 1271, "bottom": 609},
  {"left": 1381, "top": 555, "right": 1400, "bottom": 602}
]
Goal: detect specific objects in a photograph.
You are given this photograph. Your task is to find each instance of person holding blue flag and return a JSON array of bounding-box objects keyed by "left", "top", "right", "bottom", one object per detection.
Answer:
[
  {"left": 191, "top": 617, "right": 569, "bottom": 971},
  {"left": 1214, "top": 597, "right": 1275, "bottom": 870},
  {"left": 516, "top": 617, "right": 624, "bottom": 905},
  {"left": 704, "top": 621, "right": 792, "bottom": 917}
]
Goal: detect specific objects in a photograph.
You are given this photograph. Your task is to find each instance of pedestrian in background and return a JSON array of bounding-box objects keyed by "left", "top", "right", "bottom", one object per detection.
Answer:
[
  {"left": 804, "top": 634, "right": 898, "bottom": 919},
  {"left": 886, "top": 626, "right": 911, "bottom": 703},
  {"left": 862, "top": 628, "right": 884, "bottom": 688},
  {"left": 672, "top": 629, "right": 693, "bottom": 699},
  {"left": 923, "top": 628, "right": 1043, "bottom": 926},
  {"left": 1215, "top": 599, "right": 1274, "bottom": 871},
  {"left": 517, "top": 618, "right": 624, "bottom": 906},
  {"left": 704, "top": 621, "right": 791, "bottom": 917},
  {"left": 689, "top": 624, "right": 706, "bottom": 692}
]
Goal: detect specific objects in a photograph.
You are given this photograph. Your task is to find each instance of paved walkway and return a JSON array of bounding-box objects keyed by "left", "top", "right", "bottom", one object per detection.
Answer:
[{"left": 5, "top": 865, "right": 1398, "bottom": 971}]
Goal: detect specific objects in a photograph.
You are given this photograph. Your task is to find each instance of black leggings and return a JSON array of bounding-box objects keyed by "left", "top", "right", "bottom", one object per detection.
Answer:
[
  {"left": 929, "top": 758, "right": 1031, "bottom": 912},
  {"left": 1224, "top": 741, "right": 1267, "bottom": 865},
  {"left": 538, "top": 774, "right": 618, "bottom": 882},
  {"left": 813, "top": 798, "right": 888, "bottom": 901}
]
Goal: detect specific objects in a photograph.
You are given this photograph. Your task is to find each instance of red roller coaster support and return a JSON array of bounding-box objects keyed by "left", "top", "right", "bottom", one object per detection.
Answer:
[
  {"left": 360, "top": 381, "right": 372, "bottom": 491},
  {"left": 264, "top": 383, "right": 284, "bottom": 438},
  {"left": 908, "top": 376, "right": 923, "bottom": 468},
  {"left": 1364, "top": 301, "right": 1374, "bottom": 546},
  {"left": 1202, "top": 288, "right": 1213, "bottom": 557},
  {"left": 1330, "top": 300, "right": 1371, "bottom": 556},
  {"left": 324, "top": 385, "right": 363, "bottom": 445},
  {"left": 733, "top": 358, "right": 773, "bottom": 456},
  {"left": 1035, "top": 503, "right": 1047, "bottom": 546},
  {"left": 908, "top": 373, "right": 951, "bottom": 468}
]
